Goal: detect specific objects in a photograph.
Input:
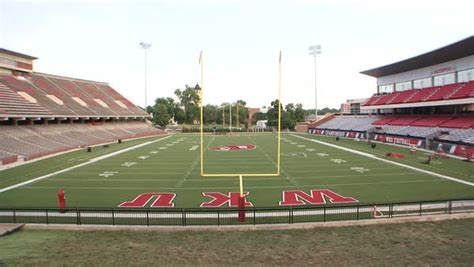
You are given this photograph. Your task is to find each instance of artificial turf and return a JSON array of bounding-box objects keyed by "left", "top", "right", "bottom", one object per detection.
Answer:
[{"left": 0, "top": 133, "right": 472, "bottom": 208}]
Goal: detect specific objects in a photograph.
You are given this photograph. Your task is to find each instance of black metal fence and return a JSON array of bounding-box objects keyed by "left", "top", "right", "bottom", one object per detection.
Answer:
[{"left": 1, "top": 198, "right": 473, "bottom": 226}]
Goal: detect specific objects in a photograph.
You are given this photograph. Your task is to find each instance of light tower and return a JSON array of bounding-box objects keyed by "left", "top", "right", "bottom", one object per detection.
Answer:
[
  {"left": 308, "top": 45, "right": 321, "bottom": 119},
  {"left": 139, "top": 42, "right": 152, "bottom": 109}
]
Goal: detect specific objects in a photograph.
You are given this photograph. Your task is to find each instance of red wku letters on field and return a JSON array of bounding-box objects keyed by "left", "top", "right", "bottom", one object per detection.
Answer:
[
  {"left": 117, "top": 190, "right": 358, "bottom": 208},
  {"left": 118, "top": 192, "right": 176, "bottom": 208},
  {"left": 279, "top": 189, "right": 358, "bottom": 206},
  {"left": 200, "top": 192, "right": 254, "bottom": 208}
]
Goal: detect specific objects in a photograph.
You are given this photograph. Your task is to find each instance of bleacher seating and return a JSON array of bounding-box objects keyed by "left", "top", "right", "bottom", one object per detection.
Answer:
[
  {"left": 74, "top": 80, "right": 133, "bottom": 116},
  {"left": 385, "top": 116, "right": 422, "bottom": 126},
  {"left": 0, "top": 68, "right": 157, "bottom": 166},
  {"left": 0, "top": 80, "right": 53, "bottom": 116},
  {"left": 96, "top": 84, "right": 146, "bottom": 115},
  {"left": 410, "top": 116, "right": 452, "bottom": 127},
  {"left": 372, "top": 117, "right": 397, "bottom": 125},
  {"left": 450, "top": 81, "right": 474, "bottom": 99},
  {"left": 438, "top": 129, "right": 474, "bottom": 143},
  {"left": 438, "top": 117, "right": 474, "bottom": 129},
  {"left": 406, "top": 86, "right": 438, "bottom": 103},
  {"left": 0, "top": 122, "right": 163, "bottom": 164},
  {"left": 426, "top": 84, "right": 462, "bottom": 101},
  {"left": 2, "top": 72, "right": 150, "bottom": 115},
  {"left": 364, "top": 82, "right": 474, "bottom": 107},
  {"left": 316, "top": 115, "right": 379, "bottom": 131},
  {"left": 0, "top": 73, "right": 148, "bottom": 119},
  {"left": 387, "top": 89, "right": 416, "bottom": 104},
  {"left": 29, "top": 74, "right": 83, "bottom": 116},
  {"left": 312, "top": 115, "right": 474, "bottom": 145}
]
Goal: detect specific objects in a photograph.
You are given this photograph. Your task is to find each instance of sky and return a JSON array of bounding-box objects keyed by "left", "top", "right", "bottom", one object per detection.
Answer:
[{"left": 0, "top": 0, "right": 473, "bottom": 109}]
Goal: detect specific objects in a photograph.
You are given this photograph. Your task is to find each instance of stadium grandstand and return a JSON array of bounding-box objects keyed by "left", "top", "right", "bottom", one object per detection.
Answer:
[
  {"left": 0, "top": 48, "right": 162, "bottom": 165},
  {"left": 306, "top": 36, "right": 474, "bottom": 158}
]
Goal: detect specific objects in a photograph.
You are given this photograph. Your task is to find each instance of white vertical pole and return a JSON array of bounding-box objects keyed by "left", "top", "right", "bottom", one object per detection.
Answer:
[
  {"left": 313, "top": 53, "right": 317, "bottom": 119},
  {"left": 144, "top": 48, "right": 147, "bottom": 109},
  {"left": 309, "top": 45, "right": 321, "bottom": 120}
]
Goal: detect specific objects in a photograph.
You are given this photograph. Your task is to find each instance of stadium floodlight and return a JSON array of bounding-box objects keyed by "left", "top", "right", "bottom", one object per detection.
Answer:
[
  {"left": 308, "top": 45, "right": 321, "bottom": 119},
  {"left": 139, "top": 42, "right": 152, "bottom": 109}
]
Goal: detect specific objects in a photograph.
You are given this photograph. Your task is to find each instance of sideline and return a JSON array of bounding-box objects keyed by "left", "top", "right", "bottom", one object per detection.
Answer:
[
  {"left": 291, "top": 134, "right": 474, "bottom": 187},
  {"left": 21, "top": 213, "right": 474, "bottom": 232},
  {"left": 0, "top": 135, "right": 172, "bottom": 193},
  {"left": 298, "top": 132, "right": 466, "bottom": 160}
]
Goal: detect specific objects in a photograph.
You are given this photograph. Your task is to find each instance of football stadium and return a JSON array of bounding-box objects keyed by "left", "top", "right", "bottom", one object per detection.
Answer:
[
  {"left": 0, "top": 2, "right": 473, "bottom": 265},
  {"left": 1, "top": 37, "right": 473, "bottom": 218}
]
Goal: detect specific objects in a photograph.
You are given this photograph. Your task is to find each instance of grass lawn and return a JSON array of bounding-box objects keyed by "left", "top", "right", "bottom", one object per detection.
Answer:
[
  {"left": 0, "top": 218, "right": 473, "bottom": 266},
  {"left": 0, "top": 133, "right": 472, "bottom": 208}
]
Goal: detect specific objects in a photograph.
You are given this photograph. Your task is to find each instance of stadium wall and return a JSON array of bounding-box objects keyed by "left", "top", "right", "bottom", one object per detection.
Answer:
[
  {"left": 307, "top": 128, "right": 473, "bottom": 158},
  {"left": 377, "top": 56, "right": 474, "bottom": 86}
]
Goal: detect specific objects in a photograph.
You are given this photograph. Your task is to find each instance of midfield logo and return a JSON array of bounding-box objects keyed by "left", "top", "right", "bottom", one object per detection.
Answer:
[
  {"left": 208, "top": 144, "right": 256, "bottom": 151},
  {"left": 118, "top": 189, "right": 358, "bottom": 208}
]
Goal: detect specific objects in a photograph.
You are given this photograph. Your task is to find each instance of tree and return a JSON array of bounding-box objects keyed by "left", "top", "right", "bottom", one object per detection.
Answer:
[
  {"left": 305, "top": 107, "right": 339, "bottom": 116},
  {"left": 174, "top": 107, "right": 186, "bottom": 124},
  {"left": 150, "top": 98, "right": 173, "bottom": 127},
  {"left": 294, "top": 103, "right": 305, "bottom": 122},
  {"left": 153, "top": 104, "right": 171, "bottom": 127},
  {"left": 203, "top": 104, "right": 218, "bottom": 125},
  {"left": 267, "top": 99, "right": 283, "bottom": 127},
  {"left": 283, "top": 103, "right": 296, "bottom": 130},
  {"left": 174, "top": 85, "right": 201, "bottom": 124},
  {"left": 146, "top": 105, "right": 153, "bottom": 114}
]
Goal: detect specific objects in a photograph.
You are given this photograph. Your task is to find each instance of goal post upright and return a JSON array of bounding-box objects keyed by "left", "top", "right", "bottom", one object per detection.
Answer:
[
  {"left": 199, "top": 50, "right": 204, "bottom": 176},
  {"left": 277, "top": 50, "right": 282, "bottom": 176}
]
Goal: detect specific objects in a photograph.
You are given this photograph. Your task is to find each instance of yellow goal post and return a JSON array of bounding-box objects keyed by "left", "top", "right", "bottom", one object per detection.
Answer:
[{"left": 198, "top": 50, "right": 283, "bottom": 196}]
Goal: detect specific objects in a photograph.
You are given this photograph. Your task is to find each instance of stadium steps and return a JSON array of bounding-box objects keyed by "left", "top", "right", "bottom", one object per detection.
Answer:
[
  {"left": 45, "top": 77, "right": 101, "bottom": 116},
  {"left": 0, "top": 81, "right": 52, "bottom": 116},
  {"left": 75, "top": 81, "right": 134, "bottom": 116},
  {"left": 29, "top": 74, "right": 81, "bottom": 116},
  {"left": 72, "top": 80, "right": 120, "bottom": 116},
  {"left": 0, "top": 75, "right": 57, "bottom": 116},
  {"left": 96, "top": 84, "right": 148, "bottom": 116}
]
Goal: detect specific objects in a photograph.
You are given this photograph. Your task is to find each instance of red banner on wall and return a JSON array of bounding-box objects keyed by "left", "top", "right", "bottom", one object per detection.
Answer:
[{"left": 374, "top": 135, "right": 422, "bottom": 147}]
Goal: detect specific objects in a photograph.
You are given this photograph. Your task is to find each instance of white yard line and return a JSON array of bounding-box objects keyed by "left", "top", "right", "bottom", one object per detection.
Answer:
[
  {"left": 20, "top": 178, "right": 444, "bottom": 191},
  {"left": 0, "top": 135, "right": 172, "bottom": 193},
  {"left": 176, "top": 136, "right": 214, "bottom": 187},
  {"left": 291, "top": 134, "right": 474, "bottom": 187}
]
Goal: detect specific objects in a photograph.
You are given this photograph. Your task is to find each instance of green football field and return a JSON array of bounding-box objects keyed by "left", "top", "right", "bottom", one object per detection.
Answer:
[{"left": 0, "top": 133, "right": 473, "bottom": 208}]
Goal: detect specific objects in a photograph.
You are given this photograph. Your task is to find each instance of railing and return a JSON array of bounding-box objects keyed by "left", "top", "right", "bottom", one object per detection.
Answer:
[{"left": 0, "top": 199, "right": 473, "bottom": 226}]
